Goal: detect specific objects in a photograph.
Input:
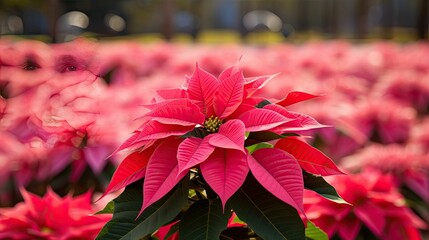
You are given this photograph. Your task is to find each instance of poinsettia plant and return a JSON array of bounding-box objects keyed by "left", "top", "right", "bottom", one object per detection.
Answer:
[{"left": 96, "top": 63, "right": 346, "bottom": 239}]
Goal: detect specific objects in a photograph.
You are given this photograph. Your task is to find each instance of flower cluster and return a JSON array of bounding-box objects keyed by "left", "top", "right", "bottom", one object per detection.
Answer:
[
  {"left": 342, "top": 144, "right": 429, "bottom": 204},
  {"left": 0, "top": 188, "right": 111, "bottom": 240},
  {"left": 1, "top": 38, "right": 428, "bottom": 238},
  {"left": 304, "top": 170, "right": 426, "bottom": 240},
  {"left": 0, "top": 39, "right": 146, "bottom": 205}
]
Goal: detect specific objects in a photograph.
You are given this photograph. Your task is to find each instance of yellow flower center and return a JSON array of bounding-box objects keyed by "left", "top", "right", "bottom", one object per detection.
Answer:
[
  {"left": 41, "top": 226, "right": 53, "bottom": 234},
  {"left": 204, "top": 116, "right": 222, "bottom": 133}
]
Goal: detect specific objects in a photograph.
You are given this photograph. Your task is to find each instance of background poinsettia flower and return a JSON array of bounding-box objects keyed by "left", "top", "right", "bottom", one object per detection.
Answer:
[
  {"left": 304, "top": 169, "right": 426, "bottom": 240},
  {"left": 371, "top": 69, "right": 429, "bottom": 113},
  {"left": 0, "top": 188, "right": 111, "bottom": 240},
  {"left": 0, "top": 40, "right": 55, "bottom": 98},
  {"left": 341, "top": 144, "right": 429, "bottom": 204}
]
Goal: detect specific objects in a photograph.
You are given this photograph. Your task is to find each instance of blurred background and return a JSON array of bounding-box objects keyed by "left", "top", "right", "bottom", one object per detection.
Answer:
[{"left": 1, "top": 0, "right": 428, "bottom": 43}]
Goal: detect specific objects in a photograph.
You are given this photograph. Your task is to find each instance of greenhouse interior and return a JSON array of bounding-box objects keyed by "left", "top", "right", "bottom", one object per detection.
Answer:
[{"left": 1, "top": 0, "right": 429, "bottom": 239}]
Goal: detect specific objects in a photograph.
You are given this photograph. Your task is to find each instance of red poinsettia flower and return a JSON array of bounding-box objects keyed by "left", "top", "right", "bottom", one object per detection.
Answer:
[
  {"left": 0, "top": 188, "right": 111, "bottom": 240},
  {"left": 304, "top": 169, "right": 426, "bottom": 240},
  {"left": 341, "top": 143, "right": 429, "bottom": 204},
  {"left": 102, "top": 63, "right": 342, "bottom": 216}
]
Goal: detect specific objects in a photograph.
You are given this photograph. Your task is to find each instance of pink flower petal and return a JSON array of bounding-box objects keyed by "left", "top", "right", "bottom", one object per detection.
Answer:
[
  {"left": 276, "top": 91, "right": 322, "bottom": 107},
  {"left": 244, "top": 73, "right": 279, "bottom": 98},
  {"left": 135, "top": 121, "right": 193, "bottom": 141},
  {"left": 263, "top": 104, "right": 328, "bottom": 132},
  {"left": 84, "top": 145, "right": 111, "bottom": 174},
  {"left": 354, "top": 201, "right": 386, "bottom": 237},
  {"left": 214, "top": 67, "right": 244, "bottom": 119},
  {"left": 143, "top": 102, "right": 205, "bottom": 126},
  {"left": 248, "top": 148, "right": 304, "bottom": 214},
  {"left": 218, "top": 65, "right": 240, "bottom": 81},
  {"left": 110, "top": 131, "right": 140, "bottom": 155},
  {"left": 142, "top": 98, "right": 194, "bottom": 111},
  {"left": 187, "top": 63, "right": 219, "bottom": 117},
  {"left": 337, "top": 217, "right": 362, "bottom": 240},
  {"left": 275, "top": 137, "right": 344, "bottom": 176},
  {"left": 200, "top": 148, "right": 249, "bottom": 210},
  {"left": 227, "top": 103, "right": 254, "bottom": 120},
  {"left": 99, "top": 150, "right": 152, "bottom": 199},
  {"left": 238, "top": 108, "right": 289, "bottom": 132},
  {"left": 177, "top": 137, "right": 215, "bottom": 174},
  {"left": 404, "top": 171, "right": 429, "bottom": 202},
  {"left": 141, "top": 138, "right": 187, "bottom": 215},
  {"left": 207, "top": 119, "right": 245, "bottom": 152},
  {"left": 154, "top": 88, "right": 187, "bottom": 101}
]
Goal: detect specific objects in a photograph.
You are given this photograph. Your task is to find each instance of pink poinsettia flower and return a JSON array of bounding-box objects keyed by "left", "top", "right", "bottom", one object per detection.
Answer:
[
  {"left": 304, "top": 169, "right": 426, "bottom": 240},
  {"left": 0, "top": 132, "right": 50, "bottom": 188},
  {"left": 371, "top": 69, "right": 429, "bottom": 113},
  {"left": 90, "top": 41, "right": 149, "bottom": 85},
  {"left": 31, "top": 81, "right": 117, "bottom": 181},
  {"left": 0, "top": 40, "right": 55, "bottom": 97},
  {"left": 336, "top": 98, "right": 416, "bottom": 145},
  {"left": 102, "top": 63, "right": 342, "bottom": 217},
  {"left": 341, "top": 144, "right": 429, "bottom": 204},
  {"left": 2, "top": 75, "right": 117, "bottom": 184},
  {"left": 47, "top": 38, "right": 101, "bottom": 91},
  {"left": 0, "top": 188, "right": 111, "bottom": 240}
]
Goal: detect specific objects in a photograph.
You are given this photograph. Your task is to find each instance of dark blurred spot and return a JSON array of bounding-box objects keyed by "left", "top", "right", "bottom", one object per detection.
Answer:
[
  {"left": 0, "top": 82, "right": 10, "bottom": 99},
  {"left": 66, "top": 65, "right": 77, "bottom": 72},
  {"left": 22, "top": 59, "right": 41, "bottom": 71},
  {"left": 101, "top": 67, "right": 116, "bottom": 85},
  {"left": 55, "top": 55, "right": 84, "bottom": 73}
]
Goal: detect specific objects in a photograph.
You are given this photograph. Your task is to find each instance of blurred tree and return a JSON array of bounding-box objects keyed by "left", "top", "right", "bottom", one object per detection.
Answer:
[
  {"left": 161, "top": 0, "right": 174, "bottom": 40},
  {"left": 47, "top": 0, "right": 62, "bottom": 42},
  {"left": 417, "top": 0, "right": 428, "bottom": 39},
  {"left": 381, "top": 0, "right": 394, "bottom": 39},
  {"left": 356, "top": 0, "right": 370, "bottom": 39}
]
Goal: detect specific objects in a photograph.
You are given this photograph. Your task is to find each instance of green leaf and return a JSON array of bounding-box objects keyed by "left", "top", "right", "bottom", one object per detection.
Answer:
[
  {"left": 181, "top": 127, "right": 208, "bottom": 139},
  {"left": 305, "top": 221, "right": 328, "bottom": 240},
  {"left": 96, "top": 201, "right": 115, "bottom": 214},
  {"left": 303, "top": 171, "right": 349, "bottom": 204},
  {"left": 179, "top": 199, "right": 231, "bottom": 240},
  {"left": 255, "top": 99, "right": 272, "bottom": 108},
  {"left": 246, "top": 142, "right": 273, "bottom": 154},
  {"left": 230, "top": 174, "right": 305, "bottom": 240},
  {"left": 96, "top": 176, "right": 189, "bottom": 240},
  {"left": 245, "top": 131, "right": 298, "bottom": 146}
]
